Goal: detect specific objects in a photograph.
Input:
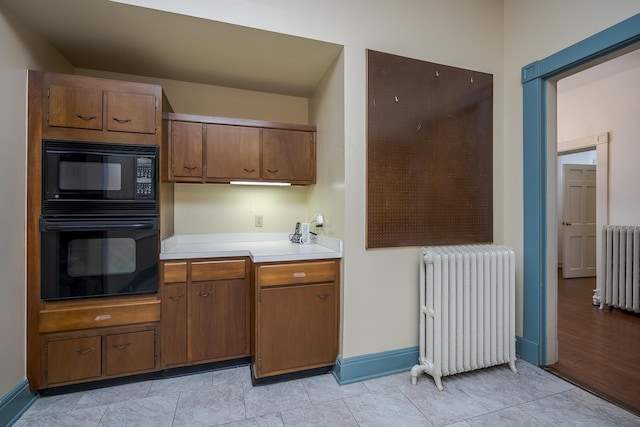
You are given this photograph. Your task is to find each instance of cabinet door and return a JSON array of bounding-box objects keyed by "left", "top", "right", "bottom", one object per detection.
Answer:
[
  {"left": 205, "top": 124, "right": 260, "bottom": 181},
  {"left": 46, "top": 336, "right": 102, "bottom": 384},
  {"left": 162, "top": 284, "right": 188, "bottom": 367},
  {"left": 105, "top": 330, "right": 156, "bottom": 376},
  {"left": 191, "top": 279, "right": 248, "bottom": 362},
  {"left": 257, "top": 283, "right": 337, "bottom": 376},
  {"left": 171, "top": 121, "right": 203, "bottom": 180},
  {"left": 106, "top": 91, "right": 156, "bottom": 134},
  {"left": 48, "top": 84, "right": 103, "bottom": 130},
  {"left": 262, "top": 129, "right": 315, "bottom": 184}
]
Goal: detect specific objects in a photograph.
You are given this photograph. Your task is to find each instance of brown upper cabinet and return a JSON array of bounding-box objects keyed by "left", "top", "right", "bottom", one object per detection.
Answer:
[
  {"left": 41, "top": 72, "right": 162, "bottom": 146},
  {"left": 170, "top": 121, "right": 204, "bottom": 181},
  {"left": 206, "top": 124, "right": 261, "bottom": 181},
  {"left": 165, "top": 113, "right": 316, "bottom": 185}
]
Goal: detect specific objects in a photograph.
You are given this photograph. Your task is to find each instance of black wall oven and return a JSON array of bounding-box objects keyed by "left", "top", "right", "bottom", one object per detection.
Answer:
[
  {"left": 40, "top": 217, "right": 159, "bottom": 301},
  {"left": 40, "top": 140, "right": 160, "bottom": 301}
]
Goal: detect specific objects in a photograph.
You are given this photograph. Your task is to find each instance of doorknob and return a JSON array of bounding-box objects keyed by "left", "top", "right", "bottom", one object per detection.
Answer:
[{"left": 562, "top": 221, "right": 572, "bottom": 226}]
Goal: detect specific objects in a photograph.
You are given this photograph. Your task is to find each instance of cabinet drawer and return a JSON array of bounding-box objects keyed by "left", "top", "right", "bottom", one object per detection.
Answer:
[
  {"left": 105, "top": 330, "right": 156, "bottom": 376},
  {"left": 39, "top": 298, "right": 160, "bottom": 333},
  {"left": 163, "top": 261, "right": 187, "bottom": 283},
  {"left": 192, "top": 259, "right": 246, "bottom": 281},
  {"left": 258, "top": 261, "right": 337, "bottom": 287},
  {"left": 46, "top": 336, "right": 102, "bottom": 384}
]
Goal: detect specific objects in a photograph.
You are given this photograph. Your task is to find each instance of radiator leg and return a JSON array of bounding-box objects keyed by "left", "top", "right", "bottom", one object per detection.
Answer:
[
  {"left": 592, "top": 289, "right": 601, "bottom": 306},
  {"left": 410, "top": 364, "right": 426, "bottom": 385},
  {"left": 508, "top": 359, "right": 518, "bottom": 374},
  {"left": 433, "top": 374, "right": 444, "bottom": 391}
]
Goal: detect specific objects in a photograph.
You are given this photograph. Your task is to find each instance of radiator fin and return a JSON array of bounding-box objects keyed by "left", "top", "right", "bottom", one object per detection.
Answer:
[{"left": 411, "top": 245, "right": 517, "bottom": 390}]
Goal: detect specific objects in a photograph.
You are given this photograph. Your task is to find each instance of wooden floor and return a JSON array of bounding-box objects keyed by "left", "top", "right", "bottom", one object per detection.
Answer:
[{"left": 545, "top": 271, "right": 640, "bottom": 415}]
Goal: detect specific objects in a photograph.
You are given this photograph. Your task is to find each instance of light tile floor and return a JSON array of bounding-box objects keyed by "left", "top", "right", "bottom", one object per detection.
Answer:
[{"left": 14, "top": 360, "right": 639, "bottom": 426}]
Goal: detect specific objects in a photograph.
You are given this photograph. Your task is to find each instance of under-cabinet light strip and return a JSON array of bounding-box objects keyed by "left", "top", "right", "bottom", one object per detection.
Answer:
[{"left": 229, "top": 181, "right": 291, "bottom": 187}]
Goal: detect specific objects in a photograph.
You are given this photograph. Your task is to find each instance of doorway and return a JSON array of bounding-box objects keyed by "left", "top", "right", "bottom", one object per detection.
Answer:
[{"left": 520, "top": 13, "right": 640, "bottom": 367}]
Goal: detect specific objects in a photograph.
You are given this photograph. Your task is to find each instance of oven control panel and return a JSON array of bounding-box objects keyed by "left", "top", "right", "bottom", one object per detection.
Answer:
[{"left": 135, "top": 157, "right": 155, "bottom": 199}]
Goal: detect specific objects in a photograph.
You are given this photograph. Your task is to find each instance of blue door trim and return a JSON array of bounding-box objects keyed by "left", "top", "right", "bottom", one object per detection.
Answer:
[{"left": 521, "top": 12, "right": 640, "bottom": 366}]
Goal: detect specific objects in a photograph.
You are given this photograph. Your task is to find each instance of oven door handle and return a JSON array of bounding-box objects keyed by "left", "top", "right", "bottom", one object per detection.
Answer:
[{"left": 41, "top": 222, "right": 155, "bottom": 232}]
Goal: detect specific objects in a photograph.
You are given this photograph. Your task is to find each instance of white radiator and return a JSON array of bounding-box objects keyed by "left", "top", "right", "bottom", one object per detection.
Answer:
[
  {"left": 601, "top": 225, "right": 640, "bottom": 313},
  {"left": 411, "top": 245, "right": 518, "bottom": 390}
]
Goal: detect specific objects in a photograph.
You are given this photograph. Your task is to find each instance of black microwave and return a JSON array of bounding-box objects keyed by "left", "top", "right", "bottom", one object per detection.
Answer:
[{"left": 42, "top": 140, "right": 158, "bottom": 216}]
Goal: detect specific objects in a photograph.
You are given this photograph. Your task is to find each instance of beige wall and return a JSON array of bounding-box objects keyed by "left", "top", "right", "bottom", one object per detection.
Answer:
[
  {"left": 173, "top": 184, "right": 309, "bottom": 234},
  {"left": 308, "top": 52, "right": 345, "bottom": 239},
  {"left": 0, "top": 4, "right": 72, "bottom": 396},
  {"left": 77, "top": 68, "right": 309, "bottom": 124}
]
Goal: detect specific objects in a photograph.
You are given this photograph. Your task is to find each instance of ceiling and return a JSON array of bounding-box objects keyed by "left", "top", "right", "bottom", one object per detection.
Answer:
[
  {"left": 1, "top": 0, "right": 343, "bottom": 97},
  {"left": 3, "top": 0, "right": 638, "bottom": 97}
]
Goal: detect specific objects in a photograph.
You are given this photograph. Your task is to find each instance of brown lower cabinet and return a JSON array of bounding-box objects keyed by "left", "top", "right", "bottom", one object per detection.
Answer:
[
  {"left": 253, "top": 259, "right": 340, "bottom": 378},
  {"left": 161, "top": 258, "right": 250, "bottom": 368},
  {"left": 43, "top": 324, "right": 158, "bottom": 387}
]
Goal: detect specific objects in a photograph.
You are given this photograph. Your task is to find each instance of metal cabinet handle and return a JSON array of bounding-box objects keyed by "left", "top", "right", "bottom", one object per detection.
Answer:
[
  {"left": 75, "top": 346, "right": 95, "bottom": 354},
  {"left": 315, "top": 293, "right": 331, "bottom": 300},
  {"left": 167, "top": 294, "right": 184, "bottom": 301},
  {"left": 111, "top": 342, "right": 131, "bottom": 351},
  {"left": 112, "top": 117, "right": 132, "bottom": 124},
  {"left": 293, "top": 272, "right": 306, "bottom": 278},
  {"left": 197, "top": 292, "right": 211, "bottom": 298},
  {"left": 75, "top": 114, "right": 97, "bottom": 121},
  {"left": 266, "top": 169, "right": 279, "bottom": 174},
  {"left": 243, "top": 168, "right": 256, "bottom": 173}
]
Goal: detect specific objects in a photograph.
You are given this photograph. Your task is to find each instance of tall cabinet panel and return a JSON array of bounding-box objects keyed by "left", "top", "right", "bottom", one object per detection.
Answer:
[{"left": 27, "top": 71, "right": 164, "bottom": 391}]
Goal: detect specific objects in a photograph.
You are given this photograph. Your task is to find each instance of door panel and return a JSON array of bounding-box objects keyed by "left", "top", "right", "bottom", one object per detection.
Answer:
[
  {"left": 205, "top": 124, "right": 260, "bottom": 180},
  {"left": 47, "top": 336, "right": 102, "bottom": 384},
  {"left": 258, "top": 283, "right": 336, "bottom": 375},
  {"left": 162, "top": 284, "right": 188, "bottom": 366},
  {"left": 562, "top": 164, "right": 597, "bottom": 278},
  {"left": 191, "top": 279, "right": 247, "bottom": 362}
]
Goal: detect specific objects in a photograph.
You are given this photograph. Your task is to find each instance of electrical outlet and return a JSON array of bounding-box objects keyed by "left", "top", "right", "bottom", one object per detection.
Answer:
[{"left": 255, "top": 215, "right": 263, "bottom": 227}]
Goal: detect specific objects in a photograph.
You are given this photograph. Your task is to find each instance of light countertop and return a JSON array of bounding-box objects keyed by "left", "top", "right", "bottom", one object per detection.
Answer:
[{"left": 160, "top": 232, "right": 343, "bottom": 263}]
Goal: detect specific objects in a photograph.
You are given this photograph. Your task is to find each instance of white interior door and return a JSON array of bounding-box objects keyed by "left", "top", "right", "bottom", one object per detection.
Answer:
[{"left": 562, "top": 164, "right": 597, "bottom": 278}]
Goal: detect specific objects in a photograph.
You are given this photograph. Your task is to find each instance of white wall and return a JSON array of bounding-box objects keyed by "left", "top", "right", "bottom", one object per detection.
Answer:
[
  {"left": 0, "top": 3, "right": 72, "bottom": 397},
  {"left": 558, "top": 65, "right": 640, "bottom": 226}
]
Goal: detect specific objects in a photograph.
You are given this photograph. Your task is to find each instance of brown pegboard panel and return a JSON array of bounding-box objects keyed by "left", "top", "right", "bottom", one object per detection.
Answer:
[{"left": 366, "top": 50, "right": 493, "bottom": 248}]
